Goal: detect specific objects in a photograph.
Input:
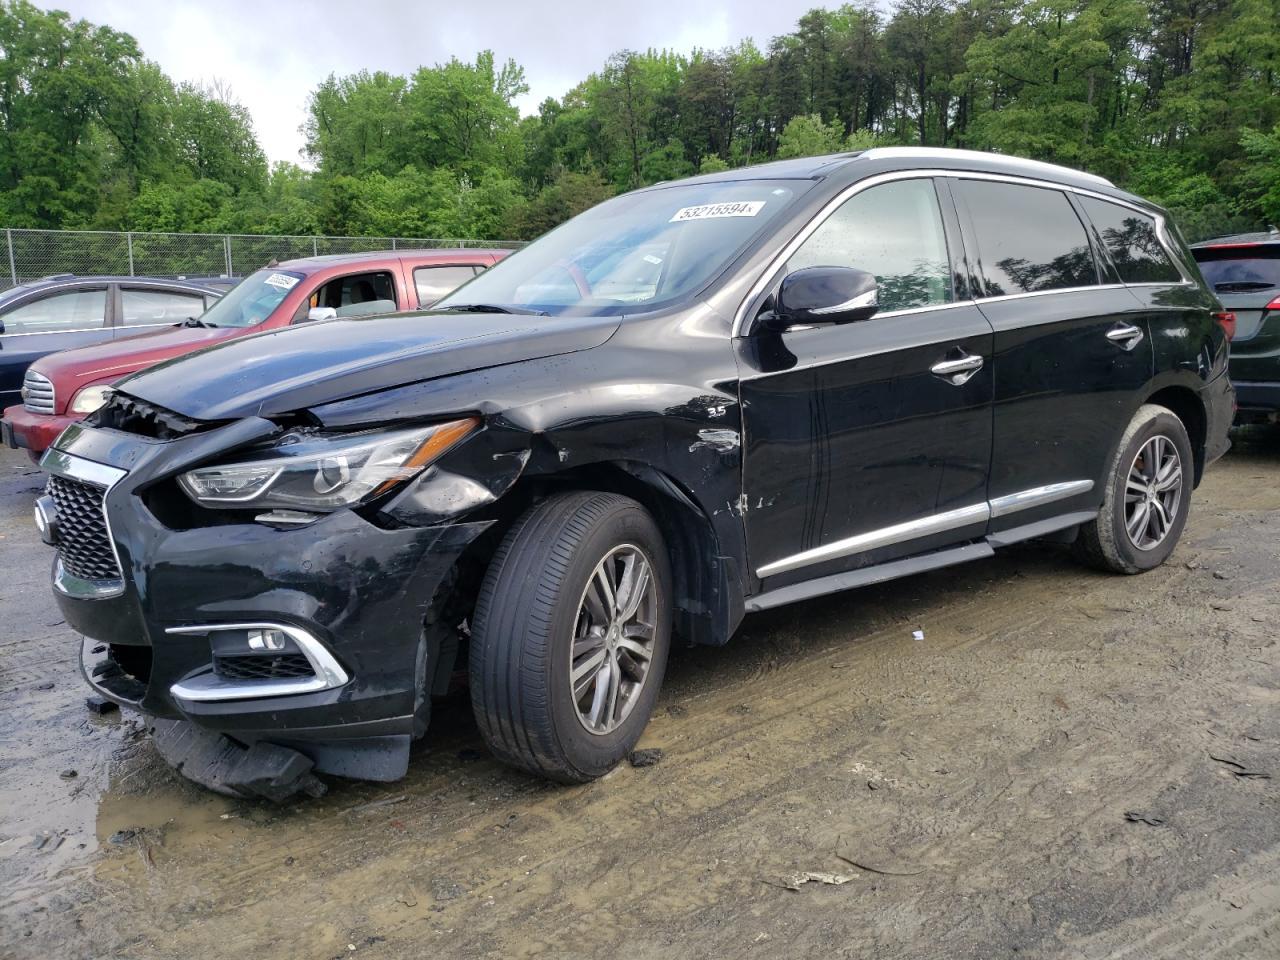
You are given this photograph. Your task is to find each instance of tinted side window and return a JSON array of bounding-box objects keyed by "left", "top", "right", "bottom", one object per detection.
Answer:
[
  {"left": 956, "top": 181, "right": 1097, "bottom": 296},
  {"left": 414, "top": 265, "right": 479, "bottom": 307},
  {"left": 1079, "top": 198, "right": 1182, "bottom": 284},
  {"left": 788, "top": 178, "right": 952, "bottom": 313},
  {"left": 1, "top": 288, "right": 107, "bottom": 334},
  {"left": 120, "top": 288, "right": 207, "bottom": 327}
]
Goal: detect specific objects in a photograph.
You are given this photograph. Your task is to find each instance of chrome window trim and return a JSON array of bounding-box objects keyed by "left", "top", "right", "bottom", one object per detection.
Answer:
[
  {"left": 972, "top": 283, "right": 1127, "bottom": 306},
  {"left": 0, "top": 326, "right": 110, "bottom": 338},
  {"left": 40, "top": 448, "right": 128, "bottom": 598},
  {"left": 732, "top": 168, "right": 1192, "bottom": 337},
  {"left": 166, "top": 622, "right": 350, "bottom": 703},
  {"left": 755, "top": 479, "right": 1096, "bottom": 579}
]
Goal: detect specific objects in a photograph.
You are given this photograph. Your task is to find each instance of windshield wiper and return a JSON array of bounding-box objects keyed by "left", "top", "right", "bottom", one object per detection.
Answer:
[
  {"left": 1213, "top": 281, "right": 1274, "bottom": 292},
  {"left": 440, "top": 303, "right": 548, "bottom": 316},
  {"left": 177, "top": 317, "right": 217, "bottom": 328}
]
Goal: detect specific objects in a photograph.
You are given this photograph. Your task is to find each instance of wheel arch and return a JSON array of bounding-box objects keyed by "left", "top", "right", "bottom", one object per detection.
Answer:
[
  {"left": 1143, "top": 384, "right": 1207, "bottom": 485},
  {"left": 444, "top": 459, "right": 745, "bottom": 649}
]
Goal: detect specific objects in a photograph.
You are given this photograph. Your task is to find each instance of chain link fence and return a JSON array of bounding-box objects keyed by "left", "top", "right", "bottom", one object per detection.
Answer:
[{"left": 0, "top": 228, "right": 524, "bottom": 291}]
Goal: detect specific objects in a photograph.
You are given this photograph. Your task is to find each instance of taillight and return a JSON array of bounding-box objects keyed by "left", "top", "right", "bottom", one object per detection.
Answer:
[
  {"left": 1213, "top": 311, "right": 1237, "bottom": 340},
  {"left": 1265, "top": 295, "right": 1280, "bottom": 312}
]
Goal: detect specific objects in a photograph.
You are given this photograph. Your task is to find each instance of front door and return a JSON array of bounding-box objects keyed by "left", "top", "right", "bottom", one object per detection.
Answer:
[
  {"left": 0, "top": 285, "right": 111, "bottom": 407},
  {"left": 738, "top": 176, "right": 995, "bottom": 588}
]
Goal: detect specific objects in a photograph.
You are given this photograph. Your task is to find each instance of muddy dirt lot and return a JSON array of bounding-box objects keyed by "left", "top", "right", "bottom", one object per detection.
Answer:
[{"left": 2, "top": 435, "right": 1278, "bottom": 960}]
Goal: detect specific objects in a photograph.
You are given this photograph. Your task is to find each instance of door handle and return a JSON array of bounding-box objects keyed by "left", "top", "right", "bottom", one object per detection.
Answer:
[
  {"left": 930, "top": 352, "right": 984, "bottom": 386},
  {"left": 1106, "top": 323, "right": 1144, "bottom": 351}
]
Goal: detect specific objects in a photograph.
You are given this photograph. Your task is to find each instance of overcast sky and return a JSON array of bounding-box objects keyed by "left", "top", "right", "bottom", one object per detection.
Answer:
[{"left": 58, "top": 0, "right": 827, "bottom": 168}]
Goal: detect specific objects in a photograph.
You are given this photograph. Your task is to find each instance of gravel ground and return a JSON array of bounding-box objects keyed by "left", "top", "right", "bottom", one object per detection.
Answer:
[{"left": 1, "top": 432, "right": 1277, "bottom": 960}]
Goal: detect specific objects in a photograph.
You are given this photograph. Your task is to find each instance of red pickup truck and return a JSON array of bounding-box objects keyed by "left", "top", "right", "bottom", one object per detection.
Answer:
[{"left": 2, "top": 248, "right": 507, "bottom": 458}]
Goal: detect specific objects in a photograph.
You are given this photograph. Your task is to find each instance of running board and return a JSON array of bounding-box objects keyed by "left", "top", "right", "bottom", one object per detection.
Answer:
[
  {"left": 746, "top": 509, "right": 1100, "bottom": 613},
  {"left": 745, "top": 542, "right": 993, "bottom": 612}
]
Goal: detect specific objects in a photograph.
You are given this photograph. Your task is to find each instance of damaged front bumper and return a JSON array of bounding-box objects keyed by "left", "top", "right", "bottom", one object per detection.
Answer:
[{"left": 45, "top": 421, "right": 492, "bottom": 792}]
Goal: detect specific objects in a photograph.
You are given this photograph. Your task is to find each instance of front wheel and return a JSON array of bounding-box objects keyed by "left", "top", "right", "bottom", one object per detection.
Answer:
[
  {"left": 1073, "top": 403, "right": 1194, "bottom": 574},
  {"left": 470, "top": 492, "right": 672, "bottom": 782}
]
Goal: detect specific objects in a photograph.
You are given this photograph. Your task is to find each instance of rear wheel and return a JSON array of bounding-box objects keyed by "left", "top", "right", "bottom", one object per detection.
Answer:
[
  {"left": 1073, "top": 403, "right": 1193, "bottom": 574},
  {"left": 469, "top": 492, "right": 671, "bottom": 782}
]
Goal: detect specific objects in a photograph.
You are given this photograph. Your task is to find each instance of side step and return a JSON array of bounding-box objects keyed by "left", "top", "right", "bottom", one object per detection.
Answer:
[
  {"left": 746, "top": 509, "right": 1097, "bottom": 613},
  {"left": 746, "top": 542, "right": 993, "bottom": 612}
]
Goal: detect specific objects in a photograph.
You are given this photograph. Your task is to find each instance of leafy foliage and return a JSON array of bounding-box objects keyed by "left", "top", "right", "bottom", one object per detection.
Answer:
[{"left": 2, "top": 0, "right": 1277, "bottom": 242}]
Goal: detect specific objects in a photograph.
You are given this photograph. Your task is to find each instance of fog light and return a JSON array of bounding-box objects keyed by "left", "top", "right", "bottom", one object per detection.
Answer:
[{"left": 247, "top": 628, "right": 288, "bottom": 651}]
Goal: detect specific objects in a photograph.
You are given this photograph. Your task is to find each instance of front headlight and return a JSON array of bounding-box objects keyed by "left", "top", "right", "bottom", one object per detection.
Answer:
[
  {"left": 177, "top": 418, "right": 480, "bottom": 511},
  {"left": 70, "top": 384, "right": 114, "bottom": 414}
]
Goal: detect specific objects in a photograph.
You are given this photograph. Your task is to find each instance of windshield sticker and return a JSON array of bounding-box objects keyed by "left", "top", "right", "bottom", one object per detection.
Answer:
[
  {"left": 264, "top": 272, "right": 300, "bottom": 290},
  {"left": 669, "top": 200, "right": 766, "bottom": 223},
  {"left": 643, "top": 254, "right": 663, "bottom": 264}
]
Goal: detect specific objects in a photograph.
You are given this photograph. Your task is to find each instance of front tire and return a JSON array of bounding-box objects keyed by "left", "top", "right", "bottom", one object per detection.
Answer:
[
  {"left": 470, "top": 492, "right": 672, "bottom": 782},
  {"left": 1073, "top": 403, "right": 1194, "bottom": 574}
]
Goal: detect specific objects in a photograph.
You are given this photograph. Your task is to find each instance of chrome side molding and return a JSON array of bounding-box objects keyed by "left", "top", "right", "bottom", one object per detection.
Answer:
[{"left": 756, "top": 480, "right": 1095, "bottom": 579}]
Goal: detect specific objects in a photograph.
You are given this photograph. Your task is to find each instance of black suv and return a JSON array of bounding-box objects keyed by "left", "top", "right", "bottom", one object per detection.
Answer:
[
  {"left": 1190, "top": 230, "right": 1280, "bottom": 423},
  {"left": 40, "top": 149, "right": 1232, "bottom": 798}
]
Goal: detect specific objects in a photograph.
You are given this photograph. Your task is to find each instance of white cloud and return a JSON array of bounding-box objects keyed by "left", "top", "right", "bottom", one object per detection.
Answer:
[{"left": 55, "top": 0, "right": 820, "bottom": 166}]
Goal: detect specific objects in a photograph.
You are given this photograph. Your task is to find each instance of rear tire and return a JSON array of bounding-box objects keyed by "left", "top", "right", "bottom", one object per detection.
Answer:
[
  {"left": 470, "top": 492, "right": 672, "bottom": 783},
  {"left": 1073, "top": 403, "right": 1193, "bottom": 574}
]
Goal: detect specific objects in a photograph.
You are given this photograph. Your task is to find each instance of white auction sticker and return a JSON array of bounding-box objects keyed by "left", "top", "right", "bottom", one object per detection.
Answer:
[
  {"left": 669, "top": 200, "right": 766, "bottom": 222},
  {"left": 264, "top": 272, "right": 300, "bottom": 290}
]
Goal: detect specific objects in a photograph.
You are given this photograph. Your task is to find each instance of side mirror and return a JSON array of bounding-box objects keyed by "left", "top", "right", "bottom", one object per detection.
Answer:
[
  {"left": 305, "top": 306, "right": 337, "bottom": 322},
  {"left": 770, "top": 266, "right": 878, "bottom": 329}
]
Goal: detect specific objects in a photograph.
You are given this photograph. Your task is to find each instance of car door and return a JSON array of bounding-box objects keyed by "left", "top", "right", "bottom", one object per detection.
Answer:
[
  {"left": 738, "top": 176, "right": 995, "bottom": 587},
  {"left": 412, "top": 264, "right": 484, "bottom": 308},
  {"left": 0, "top": 284, "right": 111, "bottom": 407},
  {"left": 291, "top": 269, "right": 401, "bottom": 322},
  {"left": 950, "top": 177, "right": 1154, "bottom": 536},
  {"left": 116, "top": 285, "right": 213, "bottom": 334}
]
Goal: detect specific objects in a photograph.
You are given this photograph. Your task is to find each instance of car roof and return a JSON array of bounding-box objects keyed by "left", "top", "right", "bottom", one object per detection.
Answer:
[
  {"left": 1190, "top": 230, "right": 1280, "bottom": 250},
  {"left": 661, "top": 147, "right": 1116, "bottom": 193},
  {"left": 276, "top": 248, "right": 510, "bottom": 271},
  {"left": 0, "top": 274, "right": 223, "bottom": 302}
]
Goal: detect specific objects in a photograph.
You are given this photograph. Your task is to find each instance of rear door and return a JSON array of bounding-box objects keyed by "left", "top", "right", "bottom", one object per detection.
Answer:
[
  {"left": 0, "top": 284, "right": 111, "bottom": 407},
  {"left": 951, "top": 177, "right": 1153, "bottom": 535},
  {"left": 739, "top": 175, "right": 995, "bottom": 587},
  {"left": 116, "top": 285, "right": 213, "bottom": 334},
  {"left": 412, "top": 264, "right": 484, "bottom": 308}
]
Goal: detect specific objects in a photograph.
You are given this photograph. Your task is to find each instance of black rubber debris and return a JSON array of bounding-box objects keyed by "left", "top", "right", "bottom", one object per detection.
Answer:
[
  {"left": 85, "top": 697, "right": 118, "bottom": 715},
  {"left": 1124, "top": 811, "right": 1166, "bottom": 826},
  {"left": 629, "top": 748, "right": 663, "bottom": 768}
]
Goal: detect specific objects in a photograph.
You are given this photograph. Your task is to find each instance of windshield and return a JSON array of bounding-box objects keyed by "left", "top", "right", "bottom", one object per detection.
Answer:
[
  {"left": 437, "top": 180, "right": 809, "bottom": 317},
  {"left": 199, "top": 269, "right": 304, "bottom": 328}
]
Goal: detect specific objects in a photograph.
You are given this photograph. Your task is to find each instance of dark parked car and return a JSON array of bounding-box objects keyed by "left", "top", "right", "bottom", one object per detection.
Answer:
[
  {"left": 3, "top": 249, "right": 505, "bottom": 458},
  {"left": 39, "top": 148, "right": 1232, "bottom": 799},
  {"left": 1191, "top": 229, "right": 1280, "bottom": 422},
  {"left": 0, "top": 274, "right": 222, "bottom": 410}
]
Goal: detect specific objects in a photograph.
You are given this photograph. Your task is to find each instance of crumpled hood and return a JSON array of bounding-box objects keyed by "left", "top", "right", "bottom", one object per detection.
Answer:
[{"left": 117, "top": 311, "right": 621, "bottom": 420}]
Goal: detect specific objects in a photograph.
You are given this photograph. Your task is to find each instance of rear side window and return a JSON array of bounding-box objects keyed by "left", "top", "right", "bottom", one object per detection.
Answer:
[
  {"left": 956, "top": 180, "right": 1097, "bottom": 296},
  {"left": 1192, "top": 246, "right": 1280, "bottom": 293},
  {"left": 788, "top": 178, "right": 953, "bottom": 313},
  {"left": 1, "top": 288, "right": 107, "bottom": 334},
  {"left": 1079, "top": 198, "right": 1182, "bottom": 284},
  {"left": 120, "top": 288, "right": 208, "bottom": 327},
  {"left": 414, "top": 265, "right": 479, "bottom": 307}
]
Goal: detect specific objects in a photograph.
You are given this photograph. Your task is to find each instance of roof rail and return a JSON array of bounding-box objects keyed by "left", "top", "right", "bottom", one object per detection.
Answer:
[{"left": 858, "top": 147, "right": 1114, "bottom": 188}]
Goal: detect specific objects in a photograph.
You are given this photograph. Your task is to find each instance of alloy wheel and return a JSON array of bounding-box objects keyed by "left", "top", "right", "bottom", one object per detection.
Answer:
[
  {"left": 1123, "top": 434, "right": 1183, "bottom": 550},
  {"left": 569, "top": 544, "right": 658, "bottom": 735}
]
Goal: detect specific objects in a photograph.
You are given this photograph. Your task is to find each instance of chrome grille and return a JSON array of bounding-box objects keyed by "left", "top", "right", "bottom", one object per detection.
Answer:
[
  {"left": 47, "top": 475, "right": 122, "bottom": 582},
  {"left": 22, "top": 370, "right": 55, "bottom": 414}
]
